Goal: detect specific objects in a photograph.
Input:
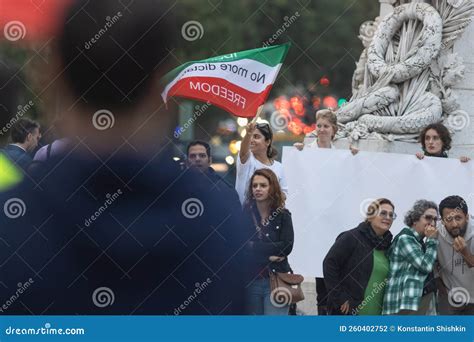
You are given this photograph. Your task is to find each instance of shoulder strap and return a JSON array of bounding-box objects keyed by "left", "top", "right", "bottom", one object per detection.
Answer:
[{"left": 46, "top": 142, "right": 53, "bottom": 160}]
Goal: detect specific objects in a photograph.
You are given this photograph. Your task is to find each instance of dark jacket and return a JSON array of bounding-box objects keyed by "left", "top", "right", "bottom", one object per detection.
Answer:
[
  {"left": 205, "top": 167, "right": 234, "bottom": 190},
  {"left": 323, "top": 221, "right": 392, "bottom": 315},
  {"left": 1, "top": 144, "right": 32, "bottom": 171},
  {"left": 0, "top": 145, "right": 253, "bottom": 315},
  {"left": 245, "top": 207, "right": 294, "bottom": 275}
]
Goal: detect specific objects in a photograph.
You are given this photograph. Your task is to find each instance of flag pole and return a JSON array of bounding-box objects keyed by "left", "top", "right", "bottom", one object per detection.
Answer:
[{"left": 250, "top": 105, "right": 264, "bottom": 124}]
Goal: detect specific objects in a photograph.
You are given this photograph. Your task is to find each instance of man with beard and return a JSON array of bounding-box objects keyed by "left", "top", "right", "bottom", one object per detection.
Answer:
[{"left": 436, "top": 195, "right": 474, "bottom": 315}]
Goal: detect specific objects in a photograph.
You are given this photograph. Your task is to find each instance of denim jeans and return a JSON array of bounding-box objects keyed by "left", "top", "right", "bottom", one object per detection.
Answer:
[{"left": 245, "top": 277, "right": 289, "bottom": 315}]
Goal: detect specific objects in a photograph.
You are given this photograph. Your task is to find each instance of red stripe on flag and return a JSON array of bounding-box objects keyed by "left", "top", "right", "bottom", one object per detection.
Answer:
[{"left": 166, "top": 76, "right": 273, "bottom": 118}]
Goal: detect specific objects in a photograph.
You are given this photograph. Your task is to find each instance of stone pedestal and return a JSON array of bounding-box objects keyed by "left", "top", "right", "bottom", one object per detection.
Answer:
[{"left": 451, "top": 18, "right": 474, "bottom": 158}]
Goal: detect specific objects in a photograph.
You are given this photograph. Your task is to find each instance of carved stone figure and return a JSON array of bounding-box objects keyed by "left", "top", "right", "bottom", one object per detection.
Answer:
[{"left": 337, "top": 0, "right": 474, "bottom": 142}]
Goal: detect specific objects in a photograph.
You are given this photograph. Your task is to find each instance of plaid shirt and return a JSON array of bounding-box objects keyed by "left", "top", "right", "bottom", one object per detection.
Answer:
[{"left": 382, "top": 227, "right": 438, "bottom": 314}]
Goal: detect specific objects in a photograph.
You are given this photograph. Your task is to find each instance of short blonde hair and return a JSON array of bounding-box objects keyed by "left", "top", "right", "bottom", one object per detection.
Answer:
[{"left": 315, "top": 109, "right": 338, "bottom": 139}]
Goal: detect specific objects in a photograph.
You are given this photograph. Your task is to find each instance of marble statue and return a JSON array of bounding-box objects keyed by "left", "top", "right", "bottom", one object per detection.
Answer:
[{"left": 337, "top": 0, "right": 474, "bottom": 142}]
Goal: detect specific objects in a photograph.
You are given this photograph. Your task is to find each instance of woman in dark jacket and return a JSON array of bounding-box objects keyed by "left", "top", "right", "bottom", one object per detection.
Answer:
[
  {"left": 244, "top": 168, "right": 294, "bottom": 315},
  {"left": 323, "top": 198, "right": 396, "bottom": 315}
]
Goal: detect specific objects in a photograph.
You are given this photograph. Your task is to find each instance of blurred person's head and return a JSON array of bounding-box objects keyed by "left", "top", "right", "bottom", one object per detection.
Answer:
[
  {"left": 439, "top": 195, "right": 469, "bottom": 238},
  {"left": 187, "top": 140, "right": 211, "bottom": 172},
  {"left": 315, "top": 109, "right": 338, "bottom": 142},
  {"left": 10, "top": 118, "right": 41, "bottom": 152},
  {"left": 419, "top": 123, "right": 451, "bottom": 156},
  {"left": 365, "top": 198, "right": 396, "bottom": 236},
  {"left": 250, "top": 123, "right": 278, "bottom": 159},
  {"left": 245, "top": 168, "right": 285, "bottom": 211},
  {"left": 405, "top": 200, "right": 439, "bottom": 236},
  {"left": 50, "top": 0, "right": 177, "bottom": 151}
]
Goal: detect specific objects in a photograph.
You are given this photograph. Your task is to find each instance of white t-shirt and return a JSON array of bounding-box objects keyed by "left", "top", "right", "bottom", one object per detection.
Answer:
[{"left": 235, "top": 152, "right": 288, "bottom": 205}]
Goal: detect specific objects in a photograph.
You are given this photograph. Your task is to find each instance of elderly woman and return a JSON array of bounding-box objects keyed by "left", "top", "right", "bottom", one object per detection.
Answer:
[
  {"left": 383, "top": 200, "right": 439, "bottom": 315},
  {"left": 323, "top": 198, "right": 395, "bottom": 315},
  {"left": 416, "top": 123, "right": 470, "bottom": 162}
]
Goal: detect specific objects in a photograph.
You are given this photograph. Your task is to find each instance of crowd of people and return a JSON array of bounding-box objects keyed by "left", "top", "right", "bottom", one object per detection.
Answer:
[{"left": 0, "top": 0, "right": 472, "bottom": 317}]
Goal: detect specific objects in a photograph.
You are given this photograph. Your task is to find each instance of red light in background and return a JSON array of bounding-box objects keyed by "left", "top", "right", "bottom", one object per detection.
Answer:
[
  {"left": 312, "top": 96, "right": 321, "bottom": 109},
  {"left": 290, "top": 96, "right": 305, "bottom": 116},
  {"left": 273, "top": 96, "right": 291, "bottom": 110},
  {"left": 319, "top": 76, "right": 330, "bottom": 87},
  {"left": 322, "top": 96, "right": 338, "bottom": 109}
]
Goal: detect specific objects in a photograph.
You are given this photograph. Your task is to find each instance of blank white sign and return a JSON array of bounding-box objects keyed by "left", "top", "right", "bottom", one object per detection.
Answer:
[{"left": 282, "top": 146, "right": 474, "bottom": 277}]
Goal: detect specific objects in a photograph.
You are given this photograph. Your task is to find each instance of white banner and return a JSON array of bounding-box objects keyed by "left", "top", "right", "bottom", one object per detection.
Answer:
[{"left": 282, "top": 147, "right": 474, "bottom": 277}]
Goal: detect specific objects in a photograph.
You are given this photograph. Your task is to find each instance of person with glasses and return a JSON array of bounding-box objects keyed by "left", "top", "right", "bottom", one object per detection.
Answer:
[
  {"left": 436, "top": 195, "right": 474, "bottom": 315},
  {"left": 415, "top": 123, "right": 470, "bottom": 163},
  {"left": 323, "top": 198, "right": 395, "bottom": 315},
  {"left": 383, "top": 200, "right": 439, "bottom": 315},
  {"left": 236, "top": 121, "right": 288, "bottom": 204}
]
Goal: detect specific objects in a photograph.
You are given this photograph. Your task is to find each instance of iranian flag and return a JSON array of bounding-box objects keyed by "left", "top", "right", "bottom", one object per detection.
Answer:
[{"left": 161, "top": 43, "right": 290, "bottom": 118}]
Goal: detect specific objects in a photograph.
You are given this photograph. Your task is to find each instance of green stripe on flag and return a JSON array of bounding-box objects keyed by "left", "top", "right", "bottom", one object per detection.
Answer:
[{"left": 162, "top": 43, "right": 290, "bottom": 85}]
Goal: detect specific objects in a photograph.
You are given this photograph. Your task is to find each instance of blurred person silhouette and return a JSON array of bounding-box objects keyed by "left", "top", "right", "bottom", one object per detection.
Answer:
[
  {"left": 0, "top": 58, "right": 25, "bottom": 190},
  {"left": 0, "top": 0, "right": 252, "bottom": 315},
  {"left": 1, "top": 118, "right": 41, "bottom": 171}
]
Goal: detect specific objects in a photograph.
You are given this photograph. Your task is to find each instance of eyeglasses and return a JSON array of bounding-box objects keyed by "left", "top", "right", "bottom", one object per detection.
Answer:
[
  {"left": 378, "top": 210, "right": 397, "bottom": 220},
  {"left": 422, "top": 214, "right": 439, "bottom": 223}
]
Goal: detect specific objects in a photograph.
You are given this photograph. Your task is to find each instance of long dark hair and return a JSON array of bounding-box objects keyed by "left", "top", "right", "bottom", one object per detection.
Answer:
[
  {"left": 244, "top": 168, "right": 285, "bottom": 213},
  {"left": 255, "top": 123, "right": 278, "bottom": 159},
  {"left": 419, "top": 123, "right": 452, "bottom": 154}
]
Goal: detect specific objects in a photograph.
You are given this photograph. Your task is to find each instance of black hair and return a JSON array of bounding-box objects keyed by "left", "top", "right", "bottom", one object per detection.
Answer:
[
  {"left": 419, "top": 123, "right": 452, "bottom": 153},
  {"left": 58, "top": 0, "right": 176, "bottom": 113},
  {"left": 255, "top": 123, "right": 278, "bottom": 159},
  {"left": 439, "top": 195, "right": 468, "bottom": 217},
  {"left": 187, "top": 140, "right": 211, "bottom": 158},
  {"left": 10, "top": 118, "right": 40, "bottom": 143}
]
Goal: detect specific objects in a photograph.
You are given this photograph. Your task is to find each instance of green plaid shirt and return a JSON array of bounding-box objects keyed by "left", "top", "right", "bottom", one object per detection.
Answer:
[{"left": 382, "top": 227, "right": 438, "bottom": 314}]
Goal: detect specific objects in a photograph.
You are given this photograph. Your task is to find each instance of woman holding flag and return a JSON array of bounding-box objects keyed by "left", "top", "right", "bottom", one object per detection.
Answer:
[{"left": 236, "top": 121, "right": 288, "bottom": 205}]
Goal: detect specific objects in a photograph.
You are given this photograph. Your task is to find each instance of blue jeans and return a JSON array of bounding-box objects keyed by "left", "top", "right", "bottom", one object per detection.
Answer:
[{"left": 245, "top": 277, "right": 289, "bottom": 315}]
